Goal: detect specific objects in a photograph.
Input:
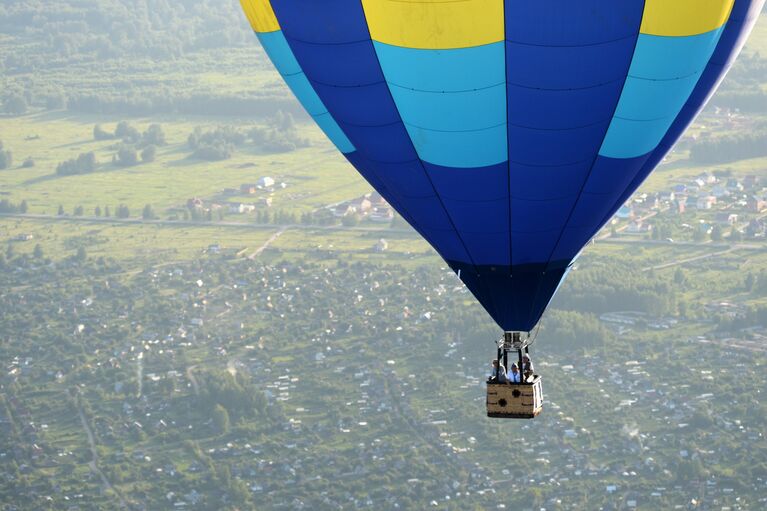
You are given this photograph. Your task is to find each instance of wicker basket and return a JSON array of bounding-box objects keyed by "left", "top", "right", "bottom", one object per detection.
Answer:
[{"left": 486, "top": 375, "right": 543, "bottom": 419}]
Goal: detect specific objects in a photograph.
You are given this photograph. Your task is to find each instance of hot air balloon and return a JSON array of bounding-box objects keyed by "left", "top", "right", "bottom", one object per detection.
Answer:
[{"left": 240, "top": 0, "right": 764, "bottom": 418}]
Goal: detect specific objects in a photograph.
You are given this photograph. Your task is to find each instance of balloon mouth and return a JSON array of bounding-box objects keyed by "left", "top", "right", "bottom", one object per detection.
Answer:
[{"left": 447, "top": 259, "right": 572, "bottom": 332}]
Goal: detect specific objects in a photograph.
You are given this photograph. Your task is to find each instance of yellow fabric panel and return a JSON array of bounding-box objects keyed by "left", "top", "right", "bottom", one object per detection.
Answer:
[
  {"left": 240, "top": 0, "right": 279, "bottom": 33},
  {"left": 361, "top": 0, "right": 504, "bottom": 49},
  {"left": 641, "top": 0, "right": 735, "bottom": 36}
]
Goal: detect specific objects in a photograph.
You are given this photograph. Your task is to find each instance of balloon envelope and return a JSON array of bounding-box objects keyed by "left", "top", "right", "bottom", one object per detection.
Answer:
[{"left": 240, "top": 0, "right": 764, "bottom": 331}]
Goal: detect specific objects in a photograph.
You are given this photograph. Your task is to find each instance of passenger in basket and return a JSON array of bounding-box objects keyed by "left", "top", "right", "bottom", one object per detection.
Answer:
[
  {"left": 521, "top": 354, "right": 535, "bottom": 381},
  {"left": 508, "top": 363, "right": 521, "bottom": 383},
  {"left": 489, "top": 359, "right": 508, "bottom": 383}
]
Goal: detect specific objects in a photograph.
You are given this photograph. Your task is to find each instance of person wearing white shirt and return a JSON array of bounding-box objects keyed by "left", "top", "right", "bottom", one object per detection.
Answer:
[
  {"left": 507, "top": 363, "right": 521, "bottom": 383},
  {"left": 521, "top": 354, "right": 534, "bottom": 381},
  {"left": 490, "top": 359, "right": 508, "bottom": 383}
]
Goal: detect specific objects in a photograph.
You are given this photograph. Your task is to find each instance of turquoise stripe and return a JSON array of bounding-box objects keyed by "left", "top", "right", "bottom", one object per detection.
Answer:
[
  {"left": 373, "top": 41, "right": 505, "bottom": 91},
  {"left": 373, "top": 42, "right": 507, "bottom": 168},
  {"left": 404, "top": 124, "right": 507, "bottom": 169},
  {"left": 256, "top": 30, "right": 354, "bottom": 154},
  {"left": 283, "top": 73, "right": 326, "bottom": 116},
  {"left": 256, "top": 31, "right": 301, "bottom": 76},
  {"left": 389, "top": 84, "right": 506, "bottom": 132},
  {"left": 600, "top": 28, "right": 725, "bottom": 159},
  {"left": 629, "top": 28, "right": 724, "bottom": 80},
  {"left": 314, "top": 113, "right": 355, "bottom": 154}
]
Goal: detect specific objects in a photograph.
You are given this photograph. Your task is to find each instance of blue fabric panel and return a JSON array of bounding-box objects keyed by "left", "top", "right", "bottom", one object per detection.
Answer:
[
  {"left": 362, "top": 158, "right": 436, "bottom": 199},
  {"left": 504, "top": 0, "right": 644, "bottom": 46},
  {"left": 286, "top": 37, "right": 384, "bottom": 87},
  {"left": 507, "top": 122, "right": 610, "bottom": 167},
  {"left": 509, "top": 229, "right": 564, "bottom": 266},
  {"left": 512, "top": 197, "right": 578, "bottom": 233},
  {"left": 427, "top": 161, "right": 508, "bottom": 201},
  {"left": 509, "top": 160, "right": 592, "bottom": 201},
  {"left": 312, "top": 81, "right": 400, "bottom": 126},
  {"left": 582, "top": 153, "right": 652, "bottom": 196},
  {"left": 505, "top": 38, "right": 634, "bottom": 90},
  {"left": 508, "top": 81, "right": 623, "bottom": 130},
  {"left": 373, "top": 42, "right": 505, "bottom": 91},
  {"left": 510, "top": 196, "right": 578, "bottom": 265},
  {"left": 600, "top": 29, "right": 726, "bottom": 159},
  {"left": 337, "top": 122, "right": 418, "bottom": 163},
  {"left": 424, "top": 161, "right": 510, "bottom": 266},
  {"left": 256, "top": 30, "right": 354, "bottom": 153},
  {"left": 271, "top": 0, "right": 371, "bottom": 43}
]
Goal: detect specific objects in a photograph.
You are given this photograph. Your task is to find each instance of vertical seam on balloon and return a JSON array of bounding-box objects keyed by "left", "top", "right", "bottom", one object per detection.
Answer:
[
  {"left": 503, "top": 1, "right": 512, "bottom": 279},
  {"left": 357, "top": 0, "right": 504, "bottom": 325},
  {"left": 524, "top": 0, "right": 648, "bottom": 328},
  {"left": 593, "top": 5, "right": 743, "bottom": 231}
]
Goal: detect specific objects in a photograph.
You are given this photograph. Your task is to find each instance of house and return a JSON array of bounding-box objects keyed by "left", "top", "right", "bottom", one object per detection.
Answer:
[
  {"left": 187, "top": 198, "right": 204, "bottom": 209},
  {"left": 658, "top": 191, "right": 675, "bottom": 202},
  {"left": 615, "top": 205, "right": 633, "bottom": 219},
  {"left": 13, "top": 234, "right": 33, "bottom": 241},
  {"left": 349, "top": 197, "right": 372, "bottom": 213},
  {"left": 229, "top": 203, "right": 256, "bottom": 214},
  {"left": 240, "top": 183, "right": 257, "bottom": 195},
  {"left": 673, "top": 196, "right": 687, "bottom": 214},
  {"left": 626, "top": 221, "right": 651, "bottom": 234},
  {"left": 369, "top": 207, "right": 394, "bottom": 223},
  {"left": 714, "top": 212, "right": 738, "bottom": 225},
  {"left": 332, "top": 204, "right": 355, "bottom": 217},
  {"left": 257, "top": 176, "right": 275, "bottom": 188},
  {"left": 747, "top": 196, "right": 766, "bottom": 213},
  {"left": 710, "top": 185, "right": 729, "bottom": 198},
  {"left": 374, "top": 239, "right": 388, "bottom": 253},
  {"left": 696, "top": 196, "right": 716, "bottom": 210},
  {"left": 726, "top": 178, "right": 744, "bottom": 192},
  {"left": 258, "top": 197, "right": 273, "bottom": 208}
]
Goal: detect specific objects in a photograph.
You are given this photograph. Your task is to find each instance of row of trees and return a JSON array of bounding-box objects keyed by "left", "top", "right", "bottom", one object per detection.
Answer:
[
  {"left": 56, "top": 152, "right": 97, "bottom": 176},
  {"left": 689, "top": 131, "right": 767, "bottom": 164}
]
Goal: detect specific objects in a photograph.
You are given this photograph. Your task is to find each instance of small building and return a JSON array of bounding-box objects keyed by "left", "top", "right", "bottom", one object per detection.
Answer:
[
  {"left": 696, "top": 196, "right": 716, "bottom": 210},
  {"left": 229, "top": 203, "right": 256, "bottom": 214},
  {"left": 369, "top": 207, "right": 394, "bottom": 223},
  {"left": 714, "top": 212, "right": 738, "bottom": 225},
  {"left": 615, "top": 205, "right": 633, "bottom": 219},
  {"left": 374, "top": 239, "right": 388, "bottom": 253},
  {"left": 257, "top": 177, "right": 275, "bottom": 188},
  {"left": 240, "top": 184, "right": 257, "bottom": 195},
  {"left": 747, "top": 196, "right": 766, "bottom": 213}
]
